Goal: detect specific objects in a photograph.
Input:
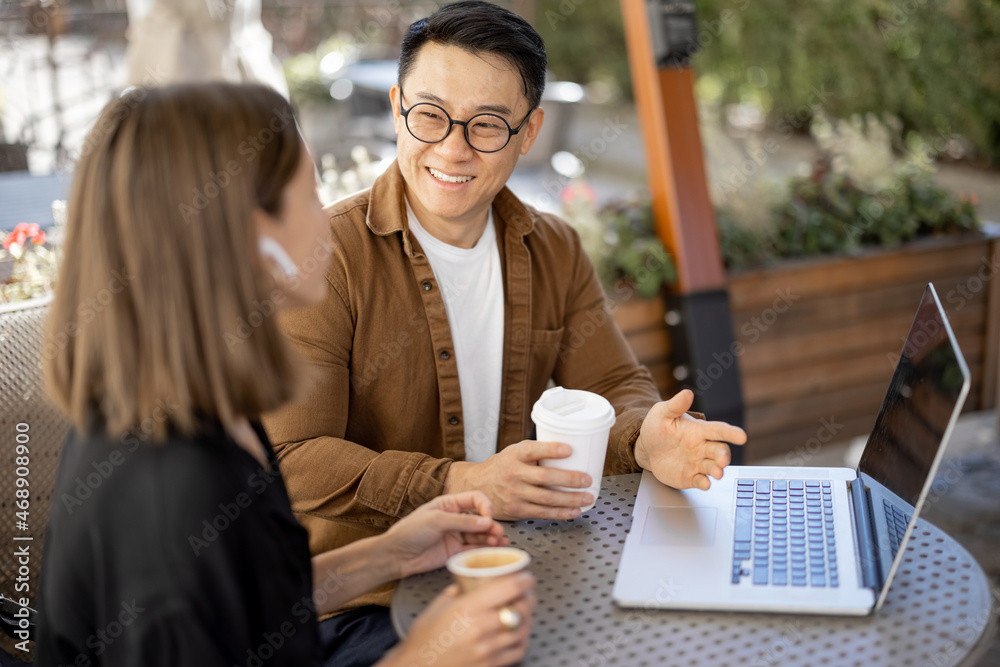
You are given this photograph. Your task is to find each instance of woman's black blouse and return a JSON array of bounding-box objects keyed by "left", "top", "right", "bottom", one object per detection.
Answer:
[{"left": 35, "top": 419, "right": 323, "bottom": 666}]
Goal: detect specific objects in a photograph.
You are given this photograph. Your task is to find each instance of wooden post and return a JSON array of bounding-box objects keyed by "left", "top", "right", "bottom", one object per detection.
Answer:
[
  {"left": 619, "top": 1, "right": 725, "bottom": 293},
  {"left": 619, "top": 0, "right": 745, "bottom": 459}
]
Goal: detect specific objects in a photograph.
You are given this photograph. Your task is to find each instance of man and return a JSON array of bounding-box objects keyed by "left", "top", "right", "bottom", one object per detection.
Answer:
[{"left": 265, "top": 0, "right": 746, "bottom": 659}]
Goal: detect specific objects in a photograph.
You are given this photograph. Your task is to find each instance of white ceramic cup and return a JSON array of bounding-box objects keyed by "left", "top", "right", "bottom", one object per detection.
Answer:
[{"left": 531, "top": 386, "right": 616, "bottom": 512}]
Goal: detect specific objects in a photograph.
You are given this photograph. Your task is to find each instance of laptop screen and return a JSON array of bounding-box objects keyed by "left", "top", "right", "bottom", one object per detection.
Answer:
[{"left": 857, "top": 286, "right": 970, "bottom": 506}]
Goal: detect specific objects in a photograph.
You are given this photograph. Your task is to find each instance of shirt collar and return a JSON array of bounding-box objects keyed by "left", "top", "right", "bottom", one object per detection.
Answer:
[{"left": 405, "top": 195, "right": 496, "bottom": 255}]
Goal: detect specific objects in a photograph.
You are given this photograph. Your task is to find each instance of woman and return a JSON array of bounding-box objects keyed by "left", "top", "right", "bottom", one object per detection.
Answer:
[{"left": 37, "top": 82, "right": 534, "bottom": 667}]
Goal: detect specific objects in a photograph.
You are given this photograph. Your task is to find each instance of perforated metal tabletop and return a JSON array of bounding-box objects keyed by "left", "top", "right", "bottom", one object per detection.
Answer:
[{"left": 392, "top": 474, "right": 997, "bottom": 667}]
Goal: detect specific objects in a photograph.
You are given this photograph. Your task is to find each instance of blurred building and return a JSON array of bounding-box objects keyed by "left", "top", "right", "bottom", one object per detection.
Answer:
[{"left": 125, "top": 0, "right": 288, "bottom": 95}]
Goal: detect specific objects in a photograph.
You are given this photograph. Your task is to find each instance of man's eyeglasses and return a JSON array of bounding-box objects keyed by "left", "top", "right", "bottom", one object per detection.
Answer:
[{"left": 398, "top": 89, "right": 535, "bottom": 153}]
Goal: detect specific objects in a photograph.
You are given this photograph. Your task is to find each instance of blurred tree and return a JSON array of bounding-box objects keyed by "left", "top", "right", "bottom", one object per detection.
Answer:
[
  {"left": 535, "top": 0, "right": 631, "bottom": 99},
  {"left": 530, "top": 0, "right": 999, "bottom": 165},
  {"left": 693, "top": 0, "right": 1000, "bottom": 165}
]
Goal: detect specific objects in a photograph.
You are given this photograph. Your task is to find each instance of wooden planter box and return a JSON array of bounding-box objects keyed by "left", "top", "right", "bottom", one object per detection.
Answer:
[
  {"left": 612, "top": 293, "right": 677, "bottom": 399},
  {"left": 613, "top": 231, "right": 1000, "bottom": 462},
  {"left": 730, "top": 232, "right": 1000, "bottom": 461}
]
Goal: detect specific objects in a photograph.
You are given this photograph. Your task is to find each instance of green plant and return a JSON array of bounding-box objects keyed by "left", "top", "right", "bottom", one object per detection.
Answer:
[
  {"left": 565, "top": 111, "right": 980, "bottom": 283},
  {"left": 717, "top": 113, "right": 981, "bottom": 270},
  {"left": 773, "top": 165, "right": 978, "bottom": 258},
  {"left": 561, "top": 183, "right": 677, "bottom": 299},
  {"left": 715, "top": 209, "right": 777, "bottom": 272},
  {"left": 599, "top": 199, "right": 677, "bottom": 299}
]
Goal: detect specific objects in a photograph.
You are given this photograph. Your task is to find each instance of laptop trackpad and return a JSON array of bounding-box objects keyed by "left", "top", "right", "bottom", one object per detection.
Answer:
[{"left": 641, "top": 506, "right": 718, "bottom": 547}]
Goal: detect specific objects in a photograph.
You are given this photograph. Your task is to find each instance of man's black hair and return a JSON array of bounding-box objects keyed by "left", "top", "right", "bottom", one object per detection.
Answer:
[{"left": 398, "top": 0, "right": 547, "bottom": 110}]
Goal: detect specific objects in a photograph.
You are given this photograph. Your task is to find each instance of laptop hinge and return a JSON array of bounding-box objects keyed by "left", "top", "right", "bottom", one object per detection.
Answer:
[{"left": 849, "top": 478, "right": 882, "bottom": 590}]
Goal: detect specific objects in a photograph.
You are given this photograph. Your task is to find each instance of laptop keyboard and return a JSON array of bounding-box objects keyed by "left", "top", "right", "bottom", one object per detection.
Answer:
[
  {"left": 731, "top": 480, "right": 839, "bottom": 588},
  {"left": 883, "top": 498, "right": 912, "bottom": 558}
]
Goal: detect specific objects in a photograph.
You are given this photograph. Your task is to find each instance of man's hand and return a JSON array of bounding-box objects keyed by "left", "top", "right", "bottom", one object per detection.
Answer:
[
  {"left": 634, "top": 389, "right": 747, "bottom": 491},
  {"left": 382, "top": 492, "right": 509, "bottom": 580},
  {"left": 445, "top": 441, "right": 593, "bottom": 521}
]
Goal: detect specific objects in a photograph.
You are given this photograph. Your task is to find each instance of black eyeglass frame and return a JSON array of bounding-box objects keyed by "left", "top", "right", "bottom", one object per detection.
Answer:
[{"left": 398, "top": 88, "right": 536, "bottom": 154}]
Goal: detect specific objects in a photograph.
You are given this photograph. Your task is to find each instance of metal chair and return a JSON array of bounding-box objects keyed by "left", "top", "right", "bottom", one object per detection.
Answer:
[{"left": 0, "top": 296, "right": 71, "bottom": 660}]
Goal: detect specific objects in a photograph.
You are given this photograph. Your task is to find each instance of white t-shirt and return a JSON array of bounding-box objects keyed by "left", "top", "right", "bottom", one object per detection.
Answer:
[{"left": 406, "top": 200, "right": 505, "bottom": 463}]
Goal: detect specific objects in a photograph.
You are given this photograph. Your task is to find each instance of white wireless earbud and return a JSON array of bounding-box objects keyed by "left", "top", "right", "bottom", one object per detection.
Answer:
[{"left": 258, "top": 236, "right": 299, "bottom": 279}]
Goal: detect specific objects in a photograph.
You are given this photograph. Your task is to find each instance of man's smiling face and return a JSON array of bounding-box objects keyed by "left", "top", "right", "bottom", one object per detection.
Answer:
[{"left": 390, "top": 41, "right": 543, "bottom": 244}]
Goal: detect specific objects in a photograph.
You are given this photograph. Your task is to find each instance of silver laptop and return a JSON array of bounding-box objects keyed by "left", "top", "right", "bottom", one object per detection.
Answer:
[{"left": 613, "top": 284, "right": 970, "bottom": 615}]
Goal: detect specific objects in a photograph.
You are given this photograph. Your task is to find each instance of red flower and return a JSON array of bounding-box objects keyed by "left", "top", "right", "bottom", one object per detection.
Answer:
[
  {"left": 2, "top": 223, "right": 46, "bottom": 251},
  {"left": 560, "top": 180, "right": 597, "bottom": 206}
]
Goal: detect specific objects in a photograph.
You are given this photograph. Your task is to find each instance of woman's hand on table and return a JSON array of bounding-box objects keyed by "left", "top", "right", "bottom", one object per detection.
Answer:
[
  {"left": 380, "top": 572, "right": 536, "bottom": 667},
  {"left": 383, "top": 491, "right": 509, "bottom": 580},
  {"left": 634, "top": 389, "right": 747, "bottom": 491}
]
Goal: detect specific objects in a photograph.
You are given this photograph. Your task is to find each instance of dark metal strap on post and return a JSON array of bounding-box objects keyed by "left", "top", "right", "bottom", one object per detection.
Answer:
[{"left": 665, "top": 290, "right": 744, "bottom": 460}]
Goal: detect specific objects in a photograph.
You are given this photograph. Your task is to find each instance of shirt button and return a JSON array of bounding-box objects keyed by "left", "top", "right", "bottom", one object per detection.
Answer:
[
  {"left": 449, "top": 416, "right": 460, "bottom": 426},
  {"left": 421, "top": 280, "right": 433, "bottom": 291},
  {"left": 439, "top": 350, "right": 450, "bottom": 360}
]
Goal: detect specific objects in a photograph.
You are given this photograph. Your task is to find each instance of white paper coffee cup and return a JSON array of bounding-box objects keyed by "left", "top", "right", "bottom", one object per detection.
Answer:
[{"left": 531, "top": 386, "right": 615, "bottom": 512}]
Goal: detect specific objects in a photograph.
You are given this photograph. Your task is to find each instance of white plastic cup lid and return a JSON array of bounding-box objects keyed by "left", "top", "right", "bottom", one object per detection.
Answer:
[{"left": 531, "top": 386, "right": 615, "bottom": 435}]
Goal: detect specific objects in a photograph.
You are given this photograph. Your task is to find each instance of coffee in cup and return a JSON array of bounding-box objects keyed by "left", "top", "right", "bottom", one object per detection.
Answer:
[
  {"left": 446, "top": 547, "right": 531, "bottom": 594},
  {"left": 531, "top": 386, "right": 615, "bottom": 512}
]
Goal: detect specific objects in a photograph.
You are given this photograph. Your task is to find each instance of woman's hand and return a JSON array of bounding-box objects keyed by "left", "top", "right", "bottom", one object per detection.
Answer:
[
  {"left": 310, "top": 491, "right": 508, "bottom": 616},
  {"left": 380, "top": 572, "right": 536, "bottom": 667},
  {"left": 382, "top": 491, "right": 509, "bottom": 580}
]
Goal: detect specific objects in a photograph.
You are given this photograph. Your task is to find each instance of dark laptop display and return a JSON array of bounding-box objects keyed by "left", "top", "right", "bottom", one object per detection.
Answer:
[
  {"left": 858, "top": 294, "right": 969, "bottom": 505},
  {"left": 853, "top": 287, "right": 971, "bottom": 597}
]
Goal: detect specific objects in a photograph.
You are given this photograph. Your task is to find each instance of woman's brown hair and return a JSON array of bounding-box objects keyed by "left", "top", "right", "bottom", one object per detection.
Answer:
[{"left": 45, "top": 82, "right": 304, "bottom": 440}]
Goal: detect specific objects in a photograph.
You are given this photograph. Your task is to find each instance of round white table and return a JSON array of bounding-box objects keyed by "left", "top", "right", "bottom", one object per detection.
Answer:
[{"left": 392, "top": 474, "right": 997, "bottom": 667}]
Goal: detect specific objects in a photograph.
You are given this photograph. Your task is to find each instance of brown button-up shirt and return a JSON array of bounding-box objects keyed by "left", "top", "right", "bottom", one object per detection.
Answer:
[{"left": 263, "top": 161, "right": 661, "bottom": 610}]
